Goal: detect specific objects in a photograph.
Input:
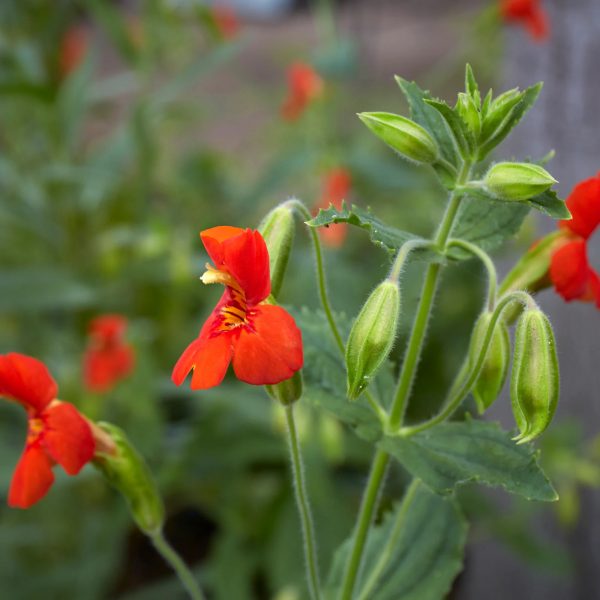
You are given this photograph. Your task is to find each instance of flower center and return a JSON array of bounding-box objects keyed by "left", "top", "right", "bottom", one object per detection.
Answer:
[
  {"left": 27, "top": 417, "right": 44, "bottom": 444},
  {"left": 201, "top": 264, "right": 250, "bottom": 331}
]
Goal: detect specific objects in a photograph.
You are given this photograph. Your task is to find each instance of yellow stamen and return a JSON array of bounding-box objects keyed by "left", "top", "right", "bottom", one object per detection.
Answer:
[{"left": 200, "top": 263, "right": 244, "bottom": 295}]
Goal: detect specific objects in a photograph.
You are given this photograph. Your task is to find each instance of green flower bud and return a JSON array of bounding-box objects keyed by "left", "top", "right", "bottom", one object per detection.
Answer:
[
  {"left": 357, "top": 112, "right": 439, "bottom": 164},
  {"left": 468, "top": 312, "right": 510, "bottom": 413},
  {"left": 511, "top": 310, "right": 559, "bottom": 444},
  {"left": 258, "top": 203, "right": 296, "bottom": 298},
  {"left": 266, "top": 370, "right": 303, "bottom": 406},
  {"left": 93, "top": 422, "right": 165, "bottom": 535},
  {"left": 485, "top": 162, "right": 557, "bottom": 201},
  {"left": 456, "top": 92, "right": 481, "bottom": 138},
  {"left": 346, "top": 280, "right": 400, "bottom": 400}
]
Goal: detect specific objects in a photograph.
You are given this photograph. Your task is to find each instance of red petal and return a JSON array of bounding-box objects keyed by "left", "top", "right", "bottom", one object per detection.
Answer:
[
  {"left": 233, "top": 304, "right": 303, "bottom": 385},
  {"left": 8, "top": 443, "right": 54, "bottom": 509},
  {"left": 589, "top": 271, "right": 600, "bottom": 308},
  {"left": 83, "top": 344, "right": 135, "bottom": 393},
  {"left": 0, "top": 353, "right": 58, "bottom": 413},
  {"left": 201, "top": 228, "right": 271, "bottom": 304},
  {"left": 561, "top": 175, "right": 600, "bottom": 240},
  {"left": 89, "top": 314, "right": 127, "bottom": 341},
  {"left": 550, "top": 239, "right": 590, "bottom": 301},
  {"left": 41, "top": 402, "right": 95, "bottom": 475}
]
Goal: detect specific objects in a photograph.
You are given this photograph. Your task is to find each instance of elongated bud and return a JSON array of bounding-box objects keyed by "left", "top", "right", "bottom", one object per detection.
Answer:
[
  {"left": 266, "top": 370, "right": 303, "bottom": 406},
  {"left": 468, "top": 312, "right": 510, "bottom": 413},
  {"left": 93, "top": 422, "right": 165, "bottom": 534},
  {"left": 485, "top": 162, "right": 557, "bottom": 201},
  {"left": 511, "top": 310, "right": 559, "bottom": 444},
  {"left": 346, "top": 280, "right": 400, "bottom": 400},
  {"left": 258, "top": 203, "right": 295, "bottom": 298},
  {"left": 357, "top": 112, "right": 439, "bottom": 164},
  {"left": 456, "top": 92, "right": 481, "bottom": 138}
]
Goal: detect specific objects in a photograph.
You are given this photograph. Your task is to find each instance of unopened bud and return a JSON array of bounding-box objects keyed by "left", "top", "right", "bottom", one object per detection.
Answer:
[
  {"left": 93, "top": 422, "right": 165, "bottom": 534},
  {"left": 358, "top": 112, "right": 439, "bottom": 164},
  {"left": 468, "top": 312, "right": 510, "bottom": 413},
  {"left": 258, "top": 203, "right": 296, "bottom": 298},
  {"left": 266, "top": 370, "right": 303, "bottom": 406},
  {"left": 346, "top": 280, "right": 400, "bottom": 400},
  {"left": 485, "top": 162, "right": 557, "bottom": 201},
  {"left": 511, "top": 310, "right": 559, "bottom": 444}
]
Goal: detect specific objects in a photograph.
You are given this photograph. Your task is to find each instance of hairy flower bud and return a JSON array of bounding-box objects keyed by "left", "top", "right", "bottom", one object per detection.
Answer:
[
  {"left": 346, "top": 280, "right": 400, "bottom": 400},
  {"left": 258, "top": 203, "right": 296, "bottom": 298},
  {"left": 485, "top": 162, "right": 557, "bottom": 201},
  {"left": 468, "top": 312, "right": 510, "bottom": 413},
  {"left": 357, "top": 112, "right": 439, "bottom": 164},
  {"left": 511, "top": 309, "right": 559, "bottom": 444},
  {"left": 93, "top": 422, "right": 165, "bottom": 534},
  {"left": 266, "top": 370, "right": 303, "bottom": 406}
]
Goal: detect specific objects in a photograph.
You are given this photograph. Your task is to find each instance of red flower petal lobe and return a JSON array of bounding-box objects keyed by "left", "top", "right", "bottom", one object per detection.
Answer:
[
  {"left": 561, "top": 175, "right": 600, "bottom": 240},
  {"left": 0, "top": 353, "right": 58, "bottom": 413},
  {"left": 8, "top": 443, "right": 55, "bottom": 509},
  {"left": 550, "top": 239, "right": 590, "bottom": 301},
  {"left": 232, "top": 304, "right": 303, "bottom": 385},
  {"left": 84, "top": 345, "right": 135, "bottom": 393},
  {"left": 42, "top": 402, "right": 95, "bottom": 475}
]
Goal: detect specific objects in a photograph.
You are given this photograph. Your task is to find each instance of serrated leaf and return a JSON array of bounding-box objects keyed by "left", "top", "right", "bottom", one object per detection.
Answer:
[
  {"left": 325, "top": 483, "right": 467, "bottom": 600},
  {"left": 526, "top": 189, "right": 571, "bottom": 219},
  {"left": 424, "top": 99, "right": 470, "bottom": 158},
  {"left": 292, "top": 307, "right": 383, "bottom": 443},
  {"left": 379, "top": 420, "right": 557, "bottom": 501}
]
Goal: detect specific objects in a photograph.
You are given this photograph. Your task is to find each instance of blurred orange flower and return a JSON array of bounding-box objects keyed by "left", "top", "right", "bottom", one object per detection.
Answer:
[
  {"left": 213, "top": 5, "right": 240, "bottom": 39},
  {"left": 58, "top": 25, "right": 88, "bottom": 79},
  {"left": 314, "top": 168, "right": 352, "bottom": 248},
  {"left": 281, "top": 62, "right": 324, "bottom": 121},
  {"left": 500, "top": 0, "right": 549, "bottom": 41}
]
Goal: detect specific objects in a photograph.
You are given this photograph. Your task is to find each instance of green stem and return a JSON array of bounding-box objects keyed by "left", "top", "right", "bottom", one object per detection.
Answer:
[
  {"left": 356, "top": 480, "right": 420, "bottom": 600},
  {"left": 338, "top": 450, "right": 390, "bottom": 600},
  {"left": 151, "top": 530, "right": 205, "bottom": 600},
  {"left": 285, "top": 404, "right": 322, "bottom": 600},
  {"left": 388, "top": 239, "right": 433, "bottom": 283},
  {"left": 448, "top": 238, "right": 498, "bottom": 310},
  {"left": 400, "top": 290, "right": 536, "bottom": 437}
]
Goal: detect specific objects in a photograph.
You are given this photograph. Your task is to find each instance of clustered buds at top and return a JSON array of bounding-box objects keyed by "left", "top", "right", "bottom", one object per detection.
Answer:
[
  {"left": 314, "top": 168, "right": 352, "bottom": 248},
  {"left": 0, "top": 353, "right": 95, "bottom": 508},
  {"left": 345, "top": 280, "right": 400, "bottom": 400},
  {"left": 468, "top": 312, "right": 510, "bottom": 413},
  {"left": 484, "top": 162, "right": 557, "bottom": 201},
  {"left": 258, "top": 203, "right": 296, "bottom": 299},
  {"left": 83, "top": 314, "right": 135, "bottom": 393},
  {"left": 93, "top": 422, "right": 165, "bottom": 535},
  {"left": 500, "top": 0, "right": 550, "bottom": 42},
  {"left": 357, "top": 112, "right": 439, "bottom": 165},
  {"left": 511, "top": 309, "right": 559, "bottom": 444},
  {"left": 172, "top": 227, "right": 303, "bottom": 390}
]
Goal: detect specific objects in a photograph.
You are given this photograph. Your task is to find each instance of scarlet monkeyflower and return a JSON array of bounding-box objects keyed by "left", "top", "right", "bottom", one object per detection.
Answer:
[
  {"left": 550, "top": 174, "right": 600, "bottom": 307},
  {"left": 58, "top": 25, "right": 88, "bottom": 79},
  {"left": 172, "top": 226, "right": 303, "bottom": 390},
  {"left": 500, "top": 0, "right": 549, "bottom": 41},
  {"left": 83, "top": 315, "right": 135, "bottom": 393},
  {"left": 314, "top": 168, "right": 352, "bottom": 248},
  {"left": 213, "top": 5, "right": 240, "bottom": 39},
  {"left": 0, "top": 353, "right": 95, "bottom": 508},
  {"left": 281, "top": 62, "right": 324, "bottom": 121}
]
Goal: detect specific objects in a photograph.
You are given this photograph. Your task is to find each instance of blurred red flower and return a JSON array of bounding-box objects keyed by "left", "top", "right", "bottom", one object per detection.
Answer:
[
  {"left": 213, "top": 5, "right": 240, "bottom": 39},
  {"left": 172, "top": 227, "right": 303, "bottom": 390},
  {"left": 58, "top": 25, "right": 88, "bottom": 79},
  {"left": 84, "top": 315, "right": 135, "bottom": 393},
  {"left": 281, "top": 62, "right": 324, "bottom": 121},
  {"left": 550, "top": 174, "right": 600, "bottom": 307},
  {"left": 0, "top": 353, "right": 95, "bottom": 508},
  {"left": 314, "top": 168, "right": 352, "bottom": 248},
  {"left": 500, "top": 0, "right": 549, "bottom": 41}
]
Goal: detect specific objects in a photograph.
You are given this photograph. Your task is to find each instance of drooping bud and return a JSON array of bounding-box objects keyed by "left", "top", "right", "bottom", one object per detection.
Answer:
[
  {"left": 456, "top": 92, "right": 481, "bottom": 138},
  {"left": 357, "top": 112, "right": 439, "bottom": 164},
  {"left": 511, "top": 309, "right": 559, "bottom": 444},
  {"left": 346, "top": 280, "right": 400, "bottom": 400},
  {"left": 468, "top": 312, "right": 510, "bottom": 413},
  {"left": 485, "top": 162, "right": 557, "bottom": 201},
  {"left": 258, "top": 203, "right": 296, "bottom": 298},
  {"left": 266, "top": 370, "right": 303, "bottom": 406},
  {"left": 93, "top": 422, "right": 165, "bottom": 535}
]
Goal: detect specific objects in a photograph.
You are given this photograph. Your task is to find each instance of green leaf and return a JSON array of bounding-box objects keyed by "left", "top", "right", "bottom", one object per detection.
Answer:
[
  {"left": 292, "top": 307, "right": 383, "bottom": 443},
  {"left": 424, "top": 99, "right": 470, "bottom": 158},
  {"left": 325, "top": 483, "right": 467, "bottom": 600},
  {"left": 464, "top": 64, "right": 480, "bottom": 107},
  {"left": 379, "top": 419, "right": 558, "bottom": 501},
  {"left": 526, "top": 189, "right": 571, "bottom": 219}
]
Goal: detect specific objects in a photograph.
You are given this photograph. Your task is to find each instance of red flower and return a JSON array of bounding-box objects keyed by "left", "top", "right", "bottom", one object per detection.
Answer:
[
  {"left": 213, "top": 5, "right": 240, "bottom": 40},
  {"left": 314, "top": 168, "right": 352, "bottom": 248},
  {"left": 550, "top": 174, "right": 600, "bottom": 307},
  {"left": 0, "top": 353, "right": 95, "bottom": 508},
  {"left": 172, "top": 227, "right": 303, "bottom": 390},
  {"left": 281, "top": 62, "right": 324, "bottom": 121},
  {"left": 83, "top": 315, "right": 135, "bottom": 393},
  {"left": 500, "top": 0, "right": 549, "bottom": 41},
  {"left": 58, "top": 25, "right": 88, "bottom": 79}
]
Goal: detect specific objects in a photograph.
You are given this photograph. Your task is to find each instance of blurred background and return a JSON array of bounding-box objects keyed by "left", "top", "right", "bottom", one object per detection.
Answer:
[{"left": 0, "top": 0, "right": 597, "bottom": 598}]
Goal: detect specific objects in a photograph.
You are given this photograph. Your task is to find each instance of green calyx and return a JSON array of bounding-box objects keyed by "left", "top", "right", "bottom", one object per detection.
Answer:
[
  {"left": 266, "top": 370, "right": 303, "bottom": 406},
  {"left": 484, "top": 162, "right": 557, "bottom": 202}
]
